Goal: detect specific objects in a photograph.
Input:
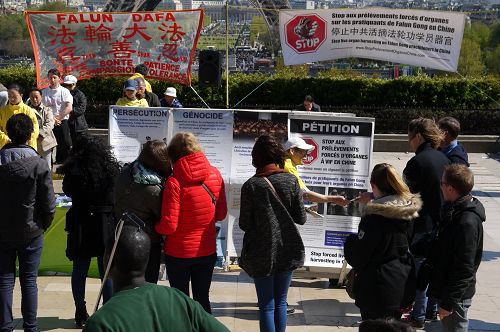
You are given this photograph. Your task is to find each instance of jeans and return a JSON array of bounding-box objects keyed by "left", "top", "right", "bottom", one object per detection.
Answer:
[
  {"left": 412, "top": 256, "right": 438, "bottom": 321},
  {"left": 71, "top": 255, "right": 112, "bottom": 309},
  {"left": 165, "top": 253, "right": 216, "bottom": 314},
  {"left": 0, "top": 235, "right": 43, "bottom": 332},
  {"left": 441, "top": 299, "right": 472, "bottom": 332},
  {"left": 254, "top": 271, "right": 293, "bottom": 332}
]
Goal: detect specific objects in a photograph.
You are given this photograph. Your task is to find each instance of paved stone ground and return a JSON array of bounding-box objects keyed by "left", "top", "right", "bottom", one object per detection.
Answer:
[{"left": 9, "top": 152, "right": 500, "bottom": 331}]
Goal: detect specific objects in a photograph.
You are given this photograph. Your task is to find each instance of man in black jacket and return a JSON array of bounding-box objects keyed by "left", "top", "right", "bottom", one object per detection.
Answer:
[
  {"left": 136, "top": 77, "right": 160, "bottom": 107},
  {"left": 427, "top": 164, "right": 485, "bottom": 332},
  {"left": 0, "top": 113, "right": 55, "bottom": 332},
  {"left": 438, "top": 117, "right": 469, "bottom": 167},
  {"left": 63, "top": 75, "right": 88, "bottom": 143}
]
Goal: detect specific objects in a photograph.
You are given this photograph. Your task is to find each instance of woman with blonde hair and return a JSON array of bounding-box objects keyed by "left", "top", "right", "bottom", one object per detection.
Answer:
[
  {"left": 344, "top": 163, "right": 422, "bottom": 320},
  {"left": 155, "top": 132, "right": 227, "bottom": 313}
]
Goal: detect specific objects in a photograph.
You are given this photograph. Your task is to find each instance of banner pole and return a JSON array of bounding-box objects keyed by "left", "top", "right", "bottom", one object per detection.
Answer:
[{"left": 225, "top": 0, "right": 230, "bottom": 109}]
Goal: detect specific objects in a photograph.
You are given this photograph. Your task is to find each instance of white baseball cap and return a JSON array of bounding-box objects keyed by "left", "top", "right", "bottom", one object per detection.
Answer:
[
  {"left": 164, "top": 87, "right": 177, "bottom": 97},
  {"left": 63, "top": 75, "right": 77, "bottom": 84},
  {"left": 283, "top": 137, "right": 315, "bottom": 152}
]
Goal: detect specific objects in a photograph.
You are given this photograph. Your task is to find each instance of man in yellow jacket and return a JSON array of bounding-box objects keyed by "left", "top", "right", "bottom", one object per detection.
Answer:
[
  {"left": 128, "top": 64, "right": 152, "bottom": 93},
  {"left": 0, "top": 84, "right": 38, "bottom": 150}
]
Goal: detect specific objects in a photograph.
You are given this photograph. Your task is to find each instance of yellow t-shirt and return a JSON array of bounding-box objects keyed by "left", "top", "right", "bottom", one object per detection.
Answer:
[
  {"left": 0, "top": 101, "right": 39, "bottom": 150},
  {"left": 284, "top": 158, "right": 308, "bottom": 191},
  {"left": 115, "top": 98, "right": 149, "bottom": 107}
]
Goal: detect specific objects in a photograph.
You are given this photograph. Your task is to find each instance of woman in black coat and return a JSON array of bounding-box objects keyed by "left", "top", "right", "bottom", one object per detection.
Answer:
[
  {"left": 57, "top": 134, "right": 120, "bottom": 327},
  {"left": 344, "top": 163, "right": 422, "bottom": 320}
]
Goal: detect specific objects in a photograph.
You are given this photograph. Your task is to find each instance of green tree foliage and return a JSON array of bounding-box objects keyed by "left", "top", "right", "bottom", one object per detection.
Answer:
[
  {"left": 486, "top": 45, "right": 500, "bottom": 76},
  {"left": 458, "top": 37, "right": 485, "bottom": 77},
  {"left": 36, "top": 2, "right": 74, "bottom": 12}
]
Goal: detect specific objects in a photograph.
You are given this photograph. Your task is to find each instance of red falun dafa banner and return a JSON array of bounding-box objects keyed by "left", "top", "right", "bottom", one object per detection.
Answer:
[{"left": 25, "top": 10, "right": 203, "bottom": 87}]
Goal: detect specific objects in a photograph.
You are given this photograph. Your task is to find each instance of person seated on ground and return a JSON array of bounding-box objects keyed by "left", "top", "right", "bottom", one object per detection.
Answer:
[
  {"left": 160, "top": 87, "right": 183, "bottom": 108},
  {"left": 135, "top": 77, "right": 160, "bottom": 107},
  {"left": 438, "top": 116, "right": 469, "bottom": 166},
  {"left": 295, "top": 95, "right": 321, "bottom": 112},
  {"left": 84, "top": 223, "right": 229, "bottom": 332},
  {"left": 283, "top": 137, "right": 348, "bottom": 206},
  {"left": 129, "top": 64, "right": 152, "bottom": 92},
  {"left": 116, "top": 80, "right": 149, "bottom": 107}
]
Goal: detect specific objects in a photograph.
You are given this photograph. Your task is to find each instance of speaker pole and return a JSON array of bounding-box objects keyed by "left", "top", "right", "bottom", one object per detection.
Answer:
[{"left": 225, "top": 0, "right": 230, "bottom": 109}]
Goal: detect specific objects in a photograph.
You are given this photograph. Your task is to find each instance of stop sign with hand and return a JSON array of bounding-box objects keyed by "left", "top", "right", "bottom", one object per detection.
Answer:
[{"left": 285, "top": 14, "right": 327, "bottom": 54}]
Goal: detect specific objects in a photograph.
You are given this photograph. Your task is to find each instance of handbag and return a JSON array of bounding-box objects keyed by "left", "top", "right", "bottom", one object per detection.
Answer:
[{"left": 345, "top": 269, "right": 357, "bottom": 300}]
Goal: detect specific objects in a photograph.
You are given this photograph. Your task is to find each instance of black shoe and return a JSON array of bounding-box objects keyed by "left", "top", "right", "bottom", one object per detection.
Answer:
[
  {"left": 410, "top": 319, "right": 425, "bottom": 329},
  {"left": 286, "top": 303, "right": 295, "bottom": 315},
  {"left": 75, "top": 304, "right": 89, "bottom": 328},
  {"left": 425, "top": 311, "right": 438, "bottom": 322}
]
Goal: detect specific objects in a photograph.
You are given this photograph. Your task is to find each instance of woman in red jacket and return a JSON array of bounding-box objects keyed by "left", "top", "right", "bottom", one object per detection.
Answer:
[{"left": 156, "top": 132, "right": 227, "bottom": 314}]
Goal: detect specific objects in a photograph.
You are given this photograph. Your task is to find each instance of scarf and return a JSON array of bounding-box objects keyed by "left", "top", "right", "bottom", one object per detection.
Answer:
[{"left": 255, "top": 163, "right": 286, "bottom": 177}]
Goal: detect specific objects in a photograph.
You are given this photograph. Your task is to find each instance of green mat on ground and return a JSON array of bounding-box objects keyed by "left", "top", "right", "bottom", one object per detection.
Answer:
[{"left": 39, "top": 207, "right": 99, "bottom": 277}]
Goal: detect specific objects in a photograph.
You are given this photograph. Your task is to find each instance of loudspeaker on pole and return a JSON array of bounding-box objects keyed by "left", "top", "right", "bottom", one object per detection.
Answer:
[{"left": 198, "top": 50, "right": 222, "bottom": 87}]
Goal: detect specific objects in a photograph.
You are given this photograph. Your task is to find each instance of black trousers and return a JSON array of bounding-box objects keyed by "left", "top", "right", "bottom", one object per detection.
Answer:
[
  {"left": 145, "top": 242, "right": 162, "bottom": 284},
  {"left": 53, "top": 120, "right": 72, "bottom": 164},
  {"left": 165, "top": 253, "right": 216, "bottom": 313}
]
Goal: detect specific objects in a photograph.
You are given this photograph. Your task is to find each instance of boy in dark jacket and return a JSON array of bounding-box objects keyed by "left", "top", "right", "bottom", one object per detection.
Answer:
[
  {"left": 427, "top": 164, "right": 485, "bottom": 332},
  {"left": 438, "top": 117, "right": 469, "bottom": 167},
  {"left": 0, "top": 113, "right": 55, "bottom": 332}
]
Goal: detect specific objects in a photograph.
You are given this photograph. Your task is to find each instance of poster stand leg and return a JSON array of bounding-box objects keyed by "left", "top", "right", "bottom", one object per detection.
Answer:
[
  {"left": 337, "top": 260, "right": 349, "bottom": 287},
  {"left": 223, "top": 250, "right": 230, "bottom": 272},
  {"left": 93, "top": 217, "right": 125, "bottom": 314}
]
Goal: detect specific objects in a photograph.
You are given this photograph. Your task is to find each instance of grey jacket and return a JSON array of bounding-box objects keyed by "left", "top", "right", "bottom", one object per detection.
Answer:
[
  {"left": 239, "top": 172, "right": 306, "bottom": 277},
  {"left": 30, "top": 103, "right": 57, "bottom": 153}
]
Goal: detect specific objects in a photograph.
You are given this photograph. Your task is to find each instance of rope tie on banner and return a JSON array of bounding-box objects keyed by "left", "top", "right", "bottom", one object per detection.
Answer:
[
  {"left": 232, "top": 74, "right": 274, "bottom": 109},
  {"left": 189, "top": 85, "right": 211, "bottom": 109},
  {"left": 454, "top": 71, "right": 500, "bottom": 108}
]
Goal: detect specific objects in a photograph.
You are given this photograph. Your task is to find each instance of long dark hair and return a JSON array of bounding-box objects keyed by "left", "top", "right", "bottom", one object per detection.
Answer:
[{"left": 58, "top": 134, "right": 120, "bottom": 191}]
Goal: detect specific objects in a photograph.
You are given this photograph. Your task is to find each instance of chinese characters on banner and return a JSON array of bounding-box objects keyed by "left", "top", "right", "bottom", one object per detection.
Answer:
[
  {"left": 25, "top": 10, "right": 203, "bottom": 87},
  {"left": 279, "top": 8, "right": 465, "bottom": 72}
]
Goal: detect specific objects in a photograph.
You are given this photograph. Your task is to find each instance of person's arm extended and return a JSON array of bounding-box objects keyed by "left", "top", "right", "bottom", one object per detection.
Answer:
[
  {"left": 155, "top": 178, "right": 180, "bottom": 235},
  {"left": 304, "top": 190, "right": 349, "bottom": 206}
]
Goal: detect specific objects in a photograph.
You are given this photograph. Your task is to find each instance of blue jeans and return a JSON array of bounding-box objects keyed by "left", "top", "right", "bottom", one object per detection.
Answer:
[
  {"left": 254, "top": 271, "right": 293, "bottom": 332},
  {"left": 0, "top": 235, "right": 43, "bottom": 332},
  {"left": 71, "top": 255, "right": 112, "bottom": 308},
  {"left": 412, "top": 256, "right": 438, "bottom": 321},
  {"left": 441, "top": 299, "right": 472, "bottom": 332},
  {"left": 165, "top": 253, "right": 216, "bottom": 314}
]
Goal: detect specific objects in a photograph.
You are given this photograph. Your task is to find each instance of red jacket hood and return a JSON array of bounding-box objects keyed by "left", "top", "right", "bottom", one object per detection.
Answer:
[{"left": 172, "top": 152, "right": 210, "bottom": 184}]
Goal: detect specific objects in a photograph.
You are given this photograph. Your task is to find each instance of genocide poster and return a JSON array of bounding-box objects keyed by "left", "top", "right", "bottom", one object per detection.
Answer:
[
  {"left": 25, "top": 10, "right": 203, "bottom": 86},
  {"left": 279, "top": 8, "right": 465, "bottom": 72}
]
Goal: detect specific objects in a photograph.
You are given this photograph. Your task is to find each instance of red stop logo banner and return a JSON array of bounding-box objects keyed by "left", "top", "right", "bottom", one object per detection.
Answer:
[
  {"left": 302, "top": 137, "right": 318, "bottom": 165},
  {"left": 285, "top": 14, "right": 326, "bottom": 54}
]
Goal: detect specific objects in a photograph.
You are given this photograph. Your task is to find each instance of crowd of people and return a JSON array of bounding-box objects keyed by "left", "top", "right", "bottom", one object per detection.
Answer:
[{"left": 0, "top": 67, "right": 486, "bottom": 332}]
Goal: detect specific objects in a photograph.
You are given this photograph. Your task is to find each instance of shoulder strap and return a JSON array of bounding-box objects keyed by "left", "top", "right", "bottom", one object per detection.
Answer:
[
  {"left": 262, "top": 177, "right": 295, "bottom": 221},
  {"left": 201, "top": 183, "right": 216, "bottom": 205}
]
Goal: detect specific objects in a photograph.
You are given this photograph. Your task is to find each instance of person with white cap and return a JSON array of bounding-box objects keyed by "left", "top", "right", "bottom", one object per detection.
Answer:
[
  {"left": 283, "top": 136, "right": 349, "bottom": 205},
  {"left": 63, "top": 75, "right": 88, "bottom": 143},
  {"left": 116, "top": 79, "right": 149, "bottom": 107},
  {"left": 160, "top": 87, "right": 183, "bottom": 108}
]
